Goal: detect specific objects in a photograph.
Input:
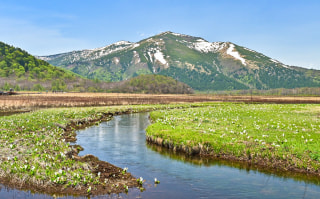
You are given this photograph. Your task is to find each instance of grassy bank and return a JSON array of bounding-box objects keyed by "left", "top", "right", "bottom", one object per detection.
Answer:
[
  {"left": 146, "top": 103, "right": 320, "bottom": 174},
  {"left": 0, "top": 103, "right": 207, "bottom": 196}
]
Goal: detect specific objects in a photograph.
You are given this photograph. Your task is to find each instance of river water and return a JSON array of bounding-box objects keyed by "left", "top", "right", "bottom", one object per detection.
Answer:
[
  {"left": 75, "top": 113, "right": 320, "bottom": 199},
  {"left": 1, "top": 113, "right": 320, "bottom": 198}
]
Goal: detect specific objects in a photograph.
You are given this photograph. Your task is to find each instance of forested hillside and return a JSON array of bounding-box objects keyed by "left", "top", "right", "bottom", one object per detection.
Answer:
[{"left": 0, "top": 41, "right": 90, "bottom": 91}]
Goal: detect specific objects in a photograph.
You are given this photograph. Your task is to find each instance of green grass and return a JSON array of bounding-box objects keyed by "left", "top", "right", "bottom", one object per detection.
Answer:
[
  {"left": 2, "top": 102, "right": 319, "bottom": 193},
  {"left": 0, "top": 103, "right": 209, "bottom": 191},
  {"left": 146, "top": 103, "right": 320, "bottom": 171}
]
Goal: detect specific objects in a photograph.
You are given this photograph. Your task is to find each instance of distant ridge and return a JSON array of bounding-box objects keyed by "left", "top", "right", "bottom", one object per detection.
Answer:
[{"left": 38, "top": 31, "right": 320, "bottom": 91}]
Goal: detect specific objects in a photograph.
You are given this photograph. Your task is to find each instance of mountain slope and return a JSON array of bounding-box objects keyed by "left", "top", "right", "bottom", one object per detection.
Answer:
[
  {"left": 0, "top": 41, "right": 102, "bottom": 91},
  {"left": 39, "top": 31, "right": 320, "bottom": 91}
]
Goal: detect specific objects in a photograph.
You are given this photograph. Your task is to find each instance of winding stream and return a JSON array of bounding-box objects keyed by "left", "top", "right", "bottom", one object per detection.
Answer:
[
  {"left": 75, "top": 113, "right": 320, "bottom": 199},
  {"left": 1, "top": 112, "right": 320, "bottom": 198}
]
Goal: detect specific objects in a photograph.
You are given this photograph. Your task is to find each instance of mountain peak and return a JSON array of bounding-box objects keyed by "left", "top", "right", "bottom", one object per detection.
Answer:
[
  {"left": 37, "top": 32, "right": 320, "bottom": 91},
  {"left": 92, "top": 40, "right": 133, "bottom": 51},
  {"left": 155, "top": 31, "right": 193, "bottom": 38}
]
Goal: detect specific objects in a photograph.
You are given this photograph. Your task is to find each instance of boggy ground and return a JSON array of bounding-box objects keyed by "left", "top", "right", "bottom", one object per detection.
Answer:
[
  {"left": 1, "top": 101, "right": 320, "bottom": 196},
  {"left": 0, "top": 104, "right": 206, "bottom": 197},
  {"left": 0, "top": 108, "right": 140, "bottom": 196}
]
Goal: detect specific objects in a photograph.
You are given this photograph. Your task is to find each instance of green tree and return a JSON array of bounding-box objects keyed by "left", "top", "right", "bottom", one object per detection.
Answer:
[
  {"left": 3, "top": 82, "right": 12, "bottom": 91},
  {"left": 51, "top": 79, "right": 67, "bottom": 91},
  {"left": 14, "top": 84, "right": 21, "bottom": 91},
  {"left": 33, "top": 84, "right": 44, "bottom": 91}
]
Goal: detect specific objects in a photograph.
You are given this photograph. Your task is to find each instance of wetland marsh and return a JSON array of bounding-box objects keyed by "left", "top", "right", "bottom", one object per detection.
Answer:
[{"left": 0, "top": 102, "right": 320, "bottom": 198}]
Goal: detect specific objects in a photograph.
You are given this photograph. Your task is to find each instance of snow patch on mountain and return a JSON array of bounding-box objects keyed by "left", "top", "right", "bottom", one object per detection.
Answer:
[
  {"left": 132, "top": 43, "right": 140, "bottom": 49},
  {"left": 193, "top": 39, "right": 226, "bottom": 53},
  {"left": 114, "top": 41, "right": 132, "bottom": 46},
  {"left": 132, "top": 51, "right": 141, "bottom": 64},
  {"left": 194, "top": 39, "right": 214, "bottom": 53},
  {"left": 176, "top": 38, "right": 226, "bottom": 53},
  {"left": 147, "top": 52, "right": 153, "bottom": 63},
  {"left": 154, "top": 50, "right": 167, "bottom": 65},
  {"left": 113, "top": 57, "right": 120, "bottom": 64},
  {"left": 226, "top": 44, "right": 246, "bottom": 65},
  {"left": 270, "top": 59, "right": 280, "bottom": 64},
  {"left": 170, "top": 32, "right": 189, "bottom": 37}
]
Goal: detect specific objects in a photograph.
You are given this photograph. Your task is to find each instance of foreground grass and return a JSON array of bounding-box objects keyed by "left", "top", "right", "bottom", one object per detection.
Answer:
[
  {"left": 146, "top": 103, "right": 320, "bottom": 173},
  {"left": 0, "top": 103, "right": 207, "bottom": 195}
]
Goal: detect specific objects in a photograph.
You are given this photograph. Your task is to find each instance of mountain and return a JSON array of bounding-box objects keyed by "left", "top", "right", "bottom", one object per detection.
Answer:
[
  {"left": 0, "top": 41, "right": 192, "bottom": 93},
  {"left": 38, "top": 31, "right": 320, "bottom": 91}
]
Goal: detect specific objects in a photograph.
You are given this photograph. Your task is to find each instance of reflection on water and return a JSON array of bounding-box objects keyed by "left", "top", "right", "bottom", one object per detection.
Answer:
[
  {"left": 147, "top": 143, "right": 320, "bottom": 186},
  {"left": 1, "top": 113, "right": 320, "bottom": 198},
  {"left": 75, "top": 113, "right": 320, "bottom": 199}
]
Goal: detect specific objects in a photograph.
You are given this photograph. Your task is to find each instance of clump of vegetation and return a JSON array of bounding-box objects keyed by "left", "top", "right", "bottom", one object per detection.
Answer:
[
  {"left": 146, "top": 103, "right": 320, "bottom": 173},
  {"left": 113, "top": 74, "right": 193, "bottom": 94}
]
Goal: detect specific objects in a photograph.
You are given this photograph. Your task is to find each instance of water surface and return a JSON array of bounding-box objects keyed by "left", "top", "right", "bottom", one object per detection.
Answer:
[
  {"left": 1, "top": 113, "right": 320, "bottom": 198},
  {"left": 74, "top": 113, "right": 320, "bottom": 199}
]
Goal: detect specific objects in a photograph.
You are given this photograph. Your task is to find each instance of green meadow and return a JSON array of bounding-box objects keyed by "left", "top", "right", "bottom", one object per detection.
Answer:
[
  {"left": 147, "top": 103, "right": 320, "bottom": 171},
  {"left": 1, "top": 102, "right": 320, "bottom": 195}
]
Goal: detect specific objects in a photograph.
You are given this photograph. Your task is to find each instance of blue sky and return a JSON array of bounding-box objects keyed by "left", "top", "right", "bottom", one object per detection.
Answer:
[{"left": 1, "top": 0, "right": 320, "bottom": 69}]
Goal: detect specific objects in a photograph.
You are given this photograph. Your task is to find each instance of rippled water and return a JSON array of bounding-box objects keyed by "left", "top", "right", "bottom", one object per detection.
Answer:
[{"left": 1, "top": 113, "right": 320, "bottom": 198}]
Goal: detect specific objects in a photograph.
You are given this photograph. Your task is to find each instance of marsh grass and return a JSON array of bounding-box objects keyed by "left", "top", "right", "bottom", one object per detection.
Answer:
[
  {"left": 0, "top": 93, "right": 319, "bottom": 112},
  {"left": 0, "top": 103, "right": 209, "bottom": 195},
  {"left": 146, "top": 103, "right": 320, "bottom": 173}
]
